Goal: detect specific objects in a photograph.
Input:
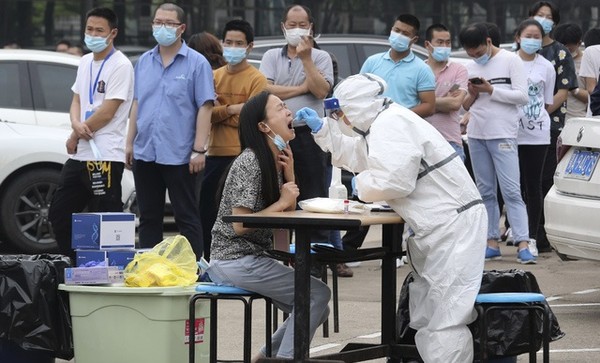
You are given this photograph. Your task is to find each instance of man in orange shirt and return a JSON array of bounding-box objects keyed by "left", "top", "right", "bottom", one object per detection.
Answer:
[{"left": 199, "top": 19, "right": 267, "bottom": 259}]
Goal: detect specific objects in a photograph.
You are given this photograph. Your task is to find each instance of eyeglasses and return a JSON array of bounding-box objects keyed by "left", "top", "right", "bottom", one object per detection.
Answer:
[{"left": 151, "top": 21, "right": 182, "bottom": 29}]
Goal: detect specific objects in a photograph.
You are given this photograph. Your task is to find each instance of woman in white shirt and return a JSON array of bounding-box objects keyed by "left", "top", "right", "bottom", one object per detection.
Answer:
[{"left": 515, "top": 19, "right": 556, "bottom": 253}]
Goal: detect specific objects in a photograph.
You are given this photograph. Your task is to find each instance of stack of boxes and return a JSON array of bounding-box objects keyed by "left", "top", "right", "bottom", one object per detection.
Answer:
[{"left": 65, "top": 212, "right": 137, "bottom": 284}]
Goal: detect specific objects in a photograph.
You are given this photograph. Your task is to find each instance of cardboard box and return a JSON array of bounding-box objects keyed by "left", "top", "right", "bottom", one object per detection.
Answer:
[
  {"left": 76, "top": 249, "right": 136, "bottom": 269},
  {"left": 64, "top": 266, "right": 124, "bottom": 285},
  {"left": 72, "top": 212, "right": 136, "bottom": 249}
]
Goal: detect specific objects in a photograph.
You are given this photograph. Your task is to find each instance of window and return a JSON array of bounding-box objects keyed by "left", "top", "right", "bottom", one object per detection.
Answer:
[
  {"left": 31, "top": 63, "right": 77, "bottom": 112},
  {"left": 0, "top": 63, "right": 22, "bottom": 108},
  {"left": 320, "top": 44, "right": 352, "bottom": 81}
]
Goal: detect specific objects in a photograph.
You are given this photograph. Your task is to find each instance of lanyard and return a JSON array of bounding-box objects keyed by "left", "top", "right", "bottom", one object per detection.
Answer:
[{"left": 88, "top": 48, "right": 115, "bottom": 106}]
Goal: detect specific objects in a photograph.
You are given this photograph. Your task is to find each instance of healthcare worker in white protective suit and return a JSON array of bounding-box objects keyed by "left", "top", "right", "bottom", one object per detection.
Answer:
[{"left": 295, "top": 73, "right": 488, "bottom": 363}]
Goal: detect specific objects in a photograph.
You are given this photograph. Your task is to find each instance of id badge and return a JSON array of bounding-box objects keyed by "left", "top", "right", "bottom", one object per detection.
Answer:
[{"left": 85, "top": 110, "right": 94, "bottom": 120}]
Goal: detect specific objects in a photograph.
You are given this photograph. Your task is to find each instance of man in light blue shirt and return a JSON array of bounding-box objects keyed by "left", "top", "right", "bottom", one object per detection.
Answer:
[
  {"left": 360, "top": 14, "right": 436, "bottom": 117},
  {"left": 126, "top": 3, "right": 214, "bottom": 258}
]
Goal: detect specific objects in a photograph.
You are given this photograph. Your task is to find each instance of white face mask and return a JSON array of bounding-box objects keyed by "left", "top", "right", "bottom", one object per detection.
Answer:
[{"left": 284, "top": 27, "right": 311, "bottom": 47}]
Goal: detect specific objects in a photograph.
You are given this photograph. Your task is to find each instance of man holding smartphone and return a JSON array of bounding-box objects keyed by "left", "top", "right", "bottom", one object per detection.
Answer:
[
  {"left": 460, "top": 23, "right": 535, "bottom": 264},
  {"left": 424, "top": 23, "right": 469, "bottom": 161}
]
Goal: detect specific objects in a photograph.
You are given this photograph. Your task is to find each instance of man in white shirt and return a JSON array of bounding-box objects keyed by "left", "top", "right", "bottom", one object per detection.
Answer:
[
  {"left": 49, "top": 7, "right": 134, "bottom": 261},
  {"left": 459, "top": 23, "right": 535, "bottom": 264}
]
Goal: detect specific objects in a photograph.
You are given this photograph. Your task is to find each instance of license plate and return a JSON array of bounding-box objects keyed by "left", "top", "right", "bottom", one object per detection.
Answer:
[{"left": 564, "top": 149, "right": 600, "bottom": 181}]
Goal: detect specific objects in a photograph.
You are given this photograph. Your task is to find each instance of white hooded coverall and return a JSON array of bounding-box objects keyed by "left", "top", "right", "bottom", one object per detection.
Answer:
[{"left": 312, "top": 74, "right": 487, "bottom": 363}]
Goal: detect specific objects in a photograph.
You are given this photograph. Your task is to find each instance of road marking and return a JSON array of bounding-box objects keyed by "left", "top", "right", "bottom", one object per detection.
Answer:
[
  {"left": 546, "top": 296, "right": 562, "bottom": 302},
  {"left": 310, "top": 343, "right": 340, "bottom": 353},
  {"left": 572, "top": 288, "right": 600, "bottom": 295},
  {"left": 357, "top": 332, "right": 381, "bottom": 339},
  {"left": 550, "top": 303, "right": 600, "bottom": 307},
  {"left": 549, "top": 348, "right": 600, "bottom": 353}
]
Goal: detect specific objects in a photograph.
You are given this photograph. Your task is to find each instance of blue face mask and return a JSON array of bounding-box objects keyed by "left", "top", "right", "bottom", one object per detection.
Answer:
[
  {"left": 153, "top": 25, "right": 179, "bottom": 46},
  {"left": 223, "top": 46, "right": 247, "bottom": 65},
  {"left": 520, "top": 38, "right": 542, "bottom": 55},
  {"left": 263, "top": 124, "right": 287, "bottom": 151},
  {"left": 269, "top": 134, "right": 287, "bottom": 151},
  {"left": 431, "top": 46, "right": 451, "bottom": 62},
  {"left": 474, "top": 45, "right": 491, "bottom": 65},
  {"left": 84, "top": 34, "right": 109, "bottom": 53},
  {"left": 534, "top": 16, "right": 554, "bottom": 35},
  {"left": 389, "top": 31, "right": 411, "bottom": 52}
]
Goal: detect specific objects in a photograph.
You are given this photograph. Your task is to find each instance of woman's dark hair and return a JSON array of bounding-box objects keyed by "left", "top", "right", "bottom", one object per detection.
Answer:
[
  {"left": 528, "top": 1, "right": 560, "bottom": 25},
  {"left": 188, "top": 32, "right": 226, "bottom": 69},
  {"left": 514, "top": 19, "right": 545, "bottom": 50},
  {"left": 216, "top": 91, "right": 281, "bottom": 208}
]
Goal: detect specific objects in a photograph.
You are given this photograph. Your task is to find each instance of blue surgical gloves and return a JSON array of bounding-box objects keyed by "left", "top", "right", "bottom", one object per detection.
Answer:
[{"left": 295, "top": 107, "right": 323, "bottom": 133}]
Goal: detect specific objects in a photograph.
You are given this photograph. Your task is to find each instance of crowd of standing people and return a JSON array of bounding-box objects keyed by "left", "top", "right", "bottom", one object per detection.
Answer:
[{"left": 47, "top": 1, "right": 600, "bottom": 361}]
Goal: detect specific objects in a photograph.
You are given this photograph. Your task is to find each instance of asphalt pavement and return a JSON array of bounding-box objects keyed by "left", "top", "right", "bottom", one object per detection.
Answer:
[{"left": 11, "top": 224, "right": 600, "bottom": 362}]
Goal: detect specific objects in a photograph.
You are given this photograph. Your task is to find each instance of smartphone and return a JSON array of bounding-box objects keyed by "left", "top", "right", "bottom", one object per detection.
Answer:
[
  {"left": 469, "top": 77, "right": 484, "bottom": 85},
  {"left": 449, "top": 84, "right": 460, "bottom": 92}
]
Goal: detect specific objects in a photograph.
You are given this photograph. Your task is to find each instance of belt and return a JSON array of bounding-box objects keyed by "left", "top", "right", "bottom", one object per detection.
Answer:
[{"left": 456, "top": 199, "right": 483, "bottom": 214}]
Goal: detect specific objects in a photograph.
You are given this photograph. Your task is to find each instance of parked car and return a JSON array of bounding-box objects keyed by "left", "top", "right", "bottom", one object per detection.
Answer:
[
  {"left": 0, "top": 49, "right": 136, "bottom": 253},
  {"left": 249, "top": 34, "right": 469, "bottom": 79},
  {"left": 544, "top": 117, "right": 600, "bottom": 261},
  {"left": 0, "top": 49, "right": 80, "bottom": 128}
]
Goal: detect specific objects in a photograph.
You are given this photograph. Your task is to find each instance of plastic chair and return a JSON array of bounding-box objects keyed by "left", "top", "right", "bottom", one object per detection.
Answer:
[
  {"left": 475, "top": 292, "right": 550, "bottom": 363},
  {"left": 188, "top": 283, "right": 272, "bottom": 363}
]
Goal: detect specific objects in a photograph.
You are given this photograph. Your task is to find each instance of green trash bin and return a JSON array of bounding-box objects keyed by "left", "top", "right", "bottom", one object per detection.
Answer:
[{"left": 59, "top": 284, "right": 210, "bottom": 363}]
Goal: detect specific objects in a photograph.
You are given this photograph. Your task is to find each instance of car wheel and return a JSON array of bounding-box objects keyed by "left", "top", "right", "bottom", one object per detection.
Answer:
[
  {"left": 555, "top": 250, "right": 578, "bottom": 261},
  {"left": 0, "top": 168, "right": 61, "bottom": 253}
]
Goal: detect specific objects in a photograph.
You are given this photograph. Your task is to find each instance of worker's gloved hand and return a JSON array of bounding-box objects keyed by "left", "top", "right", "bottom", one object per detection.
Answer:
[
  {"left": 295, "top": 107, "right": 323, "bottom": 133},
  {"left": 351, "top": 176, "right": 358, "bottom": 197}
]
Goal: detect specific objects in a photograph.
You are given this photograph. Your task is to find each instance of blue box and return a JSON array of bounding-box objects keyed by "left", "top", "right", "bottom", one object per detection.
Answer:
[
  {"left": 76, "top": 250, "right": 136, "bottom": 269},
  {"left": 72, "top": 213, "right": 136, "bottom": 249},
  {"left": 64, "top": 266, "right": 124, "bottom": 285}
]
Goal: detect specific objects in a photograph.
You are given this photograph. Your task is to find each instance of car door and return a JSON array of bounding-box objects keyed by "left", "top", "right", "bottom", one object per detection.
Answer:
[
  {"left": 0, "top": 61, "right": 36, "bottom": 125},
  {"left": 28, "top": 61, "right": 76, "bottom": 128}
]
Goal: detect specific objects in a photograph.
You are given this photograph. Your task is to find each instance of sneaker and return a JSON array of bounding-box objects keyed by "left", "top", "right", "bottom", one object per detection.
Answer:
[
  {"left": 485, "top": 247, "right": 502, "bottom": 261},
  {"left": 529, "top": 239, "right": 538, "bottom": 257},
  {"left": 517, "top": 247, "right": 537, "bottom": 264},
  {"left": 336, "top": 263, "right": 353, "bottom": 278},
  {"left": 346, "top": 261, "right": 361, "bottom": 268}
]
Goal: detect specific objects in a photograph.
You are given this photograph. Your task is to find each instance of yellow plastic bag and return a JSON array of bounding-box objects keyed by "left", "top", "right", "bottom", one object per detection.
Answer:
[{"left": 124, "top": 235, "right": 198, "bottom": 287}]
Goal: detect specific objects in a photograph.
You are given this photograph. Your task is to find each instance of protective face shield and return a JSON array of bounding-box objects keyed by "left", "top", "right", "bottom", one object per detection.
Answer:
[
  {"left": 332, "top": 73, "right": 390, "bottom": 135},
  {"left": 223, "top": 46, "right": 248, "bottom": 65},
  {"left": 520, "top": 38, "right": 542, "bottom": 55},
  {"left": 84, "top": 34, "right": 110, "bottom": 53},
  {"left": 284, "top": 27, "right": 311, "bottom": 47}
]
